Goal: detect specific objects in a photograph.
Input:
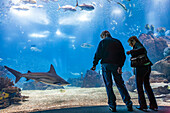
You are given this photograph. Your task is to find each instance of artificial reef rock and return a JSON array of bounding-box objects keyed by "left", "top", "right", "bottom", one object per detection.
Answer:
[
  {"left": 122, "top": 71, "right": 133, "bottom": 82},
  {"left": 67, "top": 78, "right": 83, "bottom": 87},
  {"left": 126, "top": 56, "right": 170, "bottom": 94},
  {"left": 152, "top": 56, "right": 170, "bottom": 82},
  {"left": 82, "top": 70, "right": 104, "bottom": 88},
  {"left": 138, "top": 33, "right": 168, "bottom": 63},
  {"left": 163, "top": 47, "right": 170, "bottom": 57}
]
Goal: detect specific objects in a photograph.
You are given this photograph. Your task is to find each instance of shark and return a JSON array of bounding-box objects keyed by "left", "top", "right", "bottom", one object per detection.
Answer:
[
  {"left": 76, "top": 0, "right": 94, "bottom": 11},
  {"left": 4, "top": 64, "right": 70, "bottom": 86}
]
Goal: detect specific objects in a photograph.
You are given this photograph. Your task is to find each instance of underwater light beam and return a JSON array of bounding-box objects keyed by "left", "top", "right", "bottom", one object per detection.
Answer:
[
  {"left": 112, "top": 8, "right": 122, "bottom": 15},
  {"left": 10, "top": 6, "right": 50, "bottom": 25},
  {"left": 29, "top": 31, "right": 50, "bottom": 38},
  {"left": 58, "top": 12, "right": 94, "bottom": 25},
  {"left": 56, "top": 29, "right": 65, "bottom": 37}
]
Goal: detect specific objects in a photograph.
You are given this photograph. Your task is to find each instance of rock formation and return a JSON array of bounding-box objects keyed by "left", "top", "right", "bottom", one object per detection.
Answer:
[
  {"left": 150, "top": 71, "right": 168, "bottom": 83},
  {"left": 67, "top": 78, "right": 83, "bottom": 87},
  {"left": 138, "top": 33, "right": 168, "bottom": 63},
  {"left": 151, "top": 83, "right": 170, "bottom": 95},
  {"left": 126, "top": 75, "right": 136, "bottom": 92},
  {"left": 126, "top": 70, "right": 169, "bottom": 92},
  {"left": 152, "top": 56, "right": 170, "bottom": 82},
  {"left": 163, "top": 47, "right": 170, "bottom": 57},
  {"left": 122, "top": 71, "right": 133, "bottom": 82},
  {"left": 82, "top": 70, "right": 104, "bottom": 88}
]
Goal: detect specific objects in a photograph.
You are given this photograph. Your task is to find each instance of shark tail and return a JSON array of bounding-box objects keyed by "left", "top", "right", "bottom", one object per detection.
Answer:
[
  {"left": 75, "top": 0, "right": 78, "bottom": 7},
  {"left": 57, "top": 3, "right": 61, "bottom": 10},
  {"left": 4, "top": 66, "right": 22, "bottom": 83}
]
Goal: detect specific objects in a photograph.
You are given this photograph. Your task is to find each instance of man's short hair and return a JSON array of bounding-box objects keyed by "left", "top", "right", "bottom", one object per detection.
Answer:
[{"left": 100, "top": 30, "right": 111, "bottom": 39}]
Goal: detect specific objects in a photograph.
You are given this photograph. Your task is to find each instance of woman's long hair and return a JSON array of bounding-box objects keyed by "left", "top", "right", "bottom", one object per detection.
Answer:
[{"left": 128, "top": 36, "right": 140, "bottom": 43}]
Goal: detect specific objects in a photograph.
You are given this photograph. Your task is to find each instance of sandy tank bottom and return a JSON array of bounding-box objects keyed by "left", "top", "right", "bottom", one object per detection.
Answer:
[{"left": 0, "top": 87, "right": 169, "bottom": 113}]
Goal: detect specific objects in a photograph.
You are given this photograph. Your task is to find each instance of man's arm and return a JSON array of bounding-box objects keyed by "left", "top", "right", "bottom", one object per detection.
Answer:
[
  {"left": 91, "top": 41, "right": 103, "bottom": 70},
  {"left": 119, "top": 41, "right": 126, "bottom": 68}
]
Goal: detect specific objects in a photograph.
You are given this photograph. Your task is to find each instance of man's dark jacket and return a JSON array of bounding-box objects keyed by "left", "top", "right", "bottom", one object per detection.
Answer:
[{"left": 93, "top": 36, "right": 126, "bottom": 68}]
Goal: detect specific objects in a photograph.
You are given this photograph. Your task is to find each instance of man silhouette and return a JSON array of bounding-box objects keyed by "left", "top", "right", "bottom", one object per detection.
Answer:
[{"left": 91, "top": 30, "right": 133, "bottom": 112}]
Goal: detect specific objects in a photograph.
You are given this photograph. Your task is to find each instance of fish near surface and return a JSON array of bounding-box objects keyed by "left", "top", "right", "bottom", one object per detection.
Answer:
[
  {"left": 81, "top": 43, "right": 94, "bottom": 48},
  {"left": 117, "top": 2, "right": 127, "bottom": 11},
  {"left": 4, "top": 64, "right": 70, "bottom": 86},
  {"left": 58, "top": 4, "right": 76, "bottom": 12},
  {"left": 76, "top": 0, "right": 94, "bottom": 11}
]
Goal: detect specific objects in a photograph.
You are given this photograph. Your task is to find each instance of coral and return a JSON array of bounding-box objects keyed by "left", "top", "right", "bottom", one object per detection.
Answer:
[
  {"left": 0, "top": 65, "right": 9, "bottom": 78},
  {"left": 150, "top": 24, "right": 155, "bottom": 32},
  {"left": 156, "top": 27, "right": 166, "bottom": 36},
  {"left": 145, "top": 24, "right": 150, "bottom": 31},
  {"left": 0, "top": 77, "right": 28, "bottom": 108},
  {"left": 0, "top": 77, "right": 14, "bottom": 91}
]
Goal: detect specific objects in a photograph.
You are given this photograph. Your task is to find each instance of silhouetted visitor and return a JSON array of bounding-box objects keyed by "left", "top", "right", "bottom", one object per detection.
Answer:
[
  {"left": 91, "top": 30, "right": 133, "bottom": 112},
  {"left": 127, "top": 36, "right": 158, "bottom": 112}
]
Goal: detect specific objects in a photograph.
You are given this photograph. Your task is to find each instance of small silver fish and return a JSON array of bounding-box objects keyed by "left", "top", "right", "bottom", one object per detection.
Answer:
[
  {"left": 117, "top": 2, "right": 127, "bottom": 11},
  {"left": 58, "top": 4, "right": 76, "bottom": 12}
]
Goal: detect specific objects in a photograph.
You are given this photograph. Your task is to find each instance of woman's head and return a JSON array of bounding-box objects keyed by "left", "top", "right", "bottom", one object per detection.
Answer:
[
  {"left": 100, "top": 30, "right": 111, "bottom": 39},
  {"left": 128, "top": 36, "right": 140, "bottom": 47}
]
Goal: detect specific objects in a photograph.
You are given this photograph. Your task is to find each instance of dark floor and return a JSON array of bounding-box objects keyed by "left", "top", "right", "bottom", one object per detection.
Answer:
[{"left": 32, "top": 105, "right": 170, "bottom": 113}]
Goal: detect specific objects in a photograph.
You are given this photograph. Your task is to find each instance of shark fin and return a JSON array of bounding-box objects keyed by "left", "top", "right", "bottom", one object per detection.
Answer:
[
  {"left": 28, "top": 70, "right": 31, "bottom": 73},
  {"left": 57, "top": 3, "right": 61, "bottom": 10},
  {"left": 48, "top": 64, "right": 56, "bottom": 74},
  {"left": 75, "top": 0, "right": 78, "bottom": 7},
  {"left": 4, "top": 66, "right": 22, "bottom": 83}
]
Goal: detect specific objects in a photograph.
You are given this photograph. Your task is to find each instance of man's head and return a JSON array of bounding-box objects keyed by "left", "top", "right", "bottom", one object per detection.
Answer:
[
  {"left": 100, "top": 30, "right": 111, "bottom": 39},
  {"left": 128, "top": 36, "right": 140, "bottom": 47}
]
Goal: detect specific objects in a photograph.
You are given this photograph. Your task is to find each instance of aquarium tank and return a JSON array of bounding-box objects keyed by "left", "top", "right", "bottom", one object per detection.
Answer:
[{"left": 0, "top": 0, "right": 170, "bottom": 112}]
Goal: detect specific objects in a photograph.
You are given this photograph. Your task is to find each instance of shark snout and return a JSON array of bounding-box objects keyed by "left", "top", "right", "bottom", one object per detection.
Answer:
[
  {"left": 61, "top": 81, "right": 70, "bottom": 86},
  {"left": 54, "top": 81, "right": 70, "bottom": 86}
]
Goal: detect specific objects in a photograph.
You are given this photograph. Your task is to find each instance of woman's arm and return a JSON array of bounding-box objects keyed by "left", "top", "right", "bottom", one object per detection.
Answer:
[{"left": 130, "top": 43, "right": 147, "bottom": 56}]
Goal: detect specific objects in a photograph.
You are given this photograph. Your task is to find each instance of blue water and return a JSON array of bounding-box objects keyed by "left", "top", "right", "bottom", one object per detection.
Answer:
[{"left": 0, "top": 0, "right": 170, "bottom": 83}]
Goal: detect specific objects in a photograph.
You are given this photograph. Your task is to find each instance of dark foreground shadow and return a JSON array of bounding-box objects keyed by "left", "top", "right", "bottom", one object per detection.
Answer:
[{"left": 32, "top": 105, "right": 170, "bottom": 113}]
